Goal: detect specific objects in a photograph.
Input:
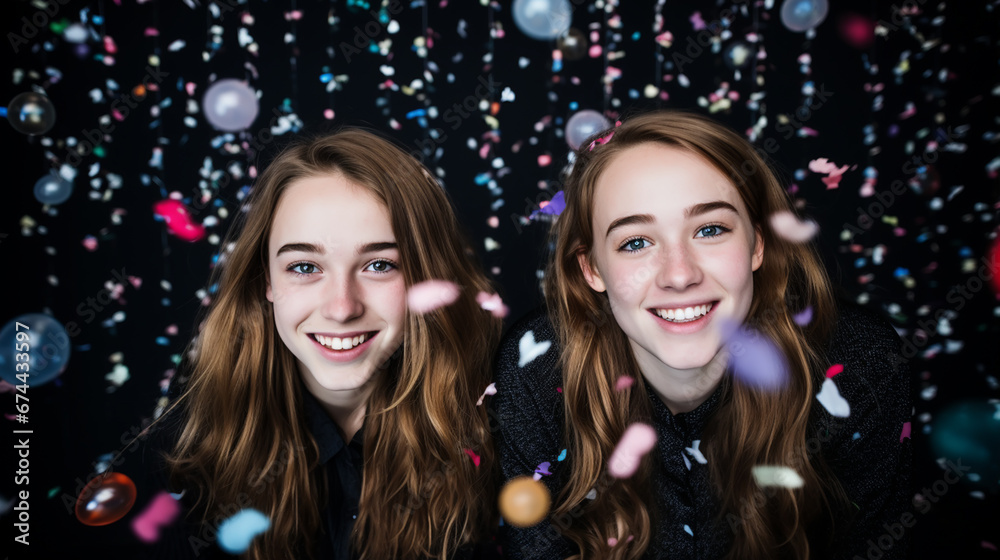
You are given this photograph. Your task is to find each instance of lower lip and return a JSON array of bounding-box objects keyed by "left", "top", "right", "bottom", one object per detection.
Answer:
[
  {"left": 650, "top": 303, "right": 717, "bottom": 334},
  {"left": 310, "top": 332, "right": 378, "bottom": 363}
]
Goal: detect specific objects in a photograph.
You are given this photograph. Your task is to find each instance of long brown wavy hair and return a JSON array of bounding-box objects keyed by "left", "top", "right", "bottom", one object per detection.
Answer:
[
  {"left": 545, "top": 110, "right": 850, "bottom": 559},
  {"left": 161, "top": 129, "right": 502, "bottom": 559}
]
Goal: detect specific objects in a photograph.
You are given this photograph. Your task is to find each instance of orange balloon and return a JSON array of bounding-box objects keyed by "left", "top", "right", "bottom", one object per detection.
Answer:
[
  {"left": 498, "top": 476, "right": 551, "bottom": 528},
  {"left": 75, "top": 472, "right": 137, "bottom": 526}
]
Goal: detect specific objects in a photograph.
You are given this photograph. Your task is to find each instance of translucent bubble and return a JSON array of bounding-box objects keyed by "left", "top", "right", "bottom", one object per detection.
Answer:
[
  {"left": 930, "top": 400, "right": 1000, "bottom": 491},
  {"left": 557, "top": 28, "right": 587, "bottom": 61},
  {"left": 75, "top": 472, "right": 137, "bottom": 526},
  {"left": 780, "top": 0, "right": 829, "bottom": 32},
  {"left": 202, "top": 79, "right": 259, "bottom": 132},
  {"left": 33, "top": 173, "right": 74, "bottom": 205},
  {"left": 0, "top": 313, "right": 71, "bottom": 387},
  {"left": 512, "top": 0, "right": 572, "bottom": 41},
  {"left": 7, "top": 92, "right": 57, "bottom": 135},
  {"left": 565, "top": 109, "right": 611, "bottom": 151}
]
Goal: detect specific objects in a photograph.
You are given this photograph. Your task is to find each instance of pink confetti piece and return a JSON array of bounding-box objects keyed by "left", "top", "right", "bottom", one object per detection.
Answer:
[
  {"left": 463, "top": 448, "right": 480, "bottom": 467},
  {"left": 144, "top": 28, "right": 159, "bottom": 36},
  {"left": 825, "top": 364, "right": 844, "bottom": 378},
  {"left": 537, "top": 154, "right": 552, "bottom": 167},
  {"left": 128, "top": 276, "right": 142, "bottom": 289},
  {"left": 103, "top": 36, "right": 118, "bottom": 54},
  {"left": 0, "top": 380, "right": 16, "bottom": 393},
  {"left": 82, "top": 235, "right": 98, "bottom": 251},
  {"left": 769, "top": 210, "right": 819, "bottom": 243},
  {"left": 407, "top": 280, "right": 460, "bottom": 314},
  {"left": 476, "top": 382, "right": 497, "bottom": 406},
  {"left": 982, "top": 541, "right": 997, "bottom": 551},
  {"left": 792, "top": 306, "right": 813, "bottom": 326},
  {"left": 608, "top": 423, "right": 657, "bottom": 478},
  {"left": 131, "top": 491, "right": 181, "bottom": 543},
  {"left": 615, "top": 376, "right": 634, "bottom": 391},
  {"left": 153, "top": 200, "right": 205, "bottom": 242},
  {"left": 808, "top": 158, "right": 851, "bottom": 190},
  {"left": 476, "top": 292, "right": 509, "bottom": 318},
  {"left": 899, "top": 422, "right": 911, "bottom": 442}
]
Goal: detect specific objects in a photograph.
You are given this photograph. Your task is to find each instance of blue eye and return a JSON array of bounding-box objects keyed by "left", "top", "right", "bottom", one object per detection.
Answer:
[
  {"left": 364, "top": 259, "right": 397, "bottom": 274},
  {"left": 619, "top": 237, "right": 651, "bottom": 252},
  {"left": 288, "top": 262, "right": 317, "bottom": 276},
  {"left": 696, "top": 225, "right": 730, "bottom": 238}
]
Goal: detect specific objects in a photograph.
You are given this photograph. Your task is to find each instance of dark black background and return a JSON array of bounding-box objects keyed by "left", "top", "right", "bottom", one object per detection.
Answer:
[{"left": 1, "top": 0, "right": 998, "bottom": 557}]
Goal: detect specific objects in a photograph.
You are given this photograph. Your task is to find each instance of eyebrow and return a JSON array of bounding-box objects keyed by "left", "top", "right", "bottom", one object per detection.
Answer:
[
  {"left": 604, "top": 201, "right": 740, "bottom": 239},
  {"left": 275, "top": 241, "right": 398, "bottom": 256}
]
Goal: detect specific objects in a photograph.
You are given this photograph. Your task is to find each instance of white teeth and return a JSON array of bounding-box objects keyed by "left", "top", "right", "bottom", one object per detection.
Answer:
[
  {"left": 655, "top": 303, "right": 713, "bottom": 323},
  {"left": 315, "top": 333, "right": 369, "bottom": 351}
]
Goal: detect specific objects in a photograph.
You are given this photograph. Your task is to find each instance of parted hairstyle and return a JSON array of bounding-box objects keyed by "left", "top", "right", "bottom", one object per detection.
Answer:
[
  {"left": 545, "top": 110, "right": 851, "bottom": 559},
  {"left": 161, "top": 128, "right": 502, "bottom": 559}
]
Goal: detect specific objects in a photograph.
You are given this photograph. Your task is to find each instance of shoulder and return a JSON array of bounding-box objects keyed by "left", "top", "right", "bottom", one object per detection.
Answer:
[
  {"left": 493, "top": 307, "right": 562, "bottom": 392},
  {"left": 828, "top": 299, "right": 905, "bottom": 359},
  {"left": 819, "top": 298, "right": 913, "bottom": 452},
  {"left": 825, "top": 299, "right": 911, "bottom": 401}
]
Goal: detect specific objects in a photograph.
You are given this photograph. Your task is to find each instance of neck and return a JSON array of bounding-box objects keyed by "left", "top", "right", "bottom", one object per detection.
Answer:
[
  {"left": 300, "top": 373, "right": 372, "bottom": 443},
  {"left": 636, "top": 346, "right": 729, "bottom": 415}
]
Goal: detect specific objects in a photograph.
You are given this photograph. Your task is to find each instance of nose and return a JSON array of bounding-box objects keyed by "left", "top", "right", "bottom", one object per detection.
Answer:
[
  {"left": 655, "top": 241, "right": 702, "bottom": 291},
  {"left": 320, "top": 272, "right": 365, "bottom": 323}
]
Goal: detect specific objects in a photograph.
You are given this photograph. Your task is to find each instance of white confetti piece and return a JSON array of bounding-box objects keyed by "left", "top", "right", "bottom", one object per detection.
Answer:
[
  {"left": 685, "top": 440, "right": 707, "bottom": 465},
  {"left": 816, "top": 378, "right": 851, "bottom": 417},
  {"left": 517, "top": 330, "right": 551, "bottom": 368},
  {"left": 752, "top": 465, "right": 804, "bottom": 488}
]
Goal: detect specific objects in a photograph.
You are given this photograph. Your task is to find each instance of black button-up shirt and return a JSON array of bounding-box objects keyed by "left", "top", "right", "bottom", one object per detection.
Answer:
[
  {"left": 301, "top": 387, "right": 365, "bottom": 559},
  {"left": 493, "top": 302, "right": 913, "bottom": 559}
]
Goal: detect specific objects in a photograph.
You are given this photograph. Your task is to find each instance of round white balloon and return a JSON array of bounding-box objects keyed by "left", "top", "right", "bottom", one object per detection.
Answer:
[
  {"left": 780, "top": 0, "right": 829, "bottom": 32},
  {"left": 202, "top": 79, "right": 260, "bottom": 132},
  {"left": 565, "top": 110, "right": 611, "bottom": 151},
  {"left": 512, "top": 0, "right": 573, "bottom": 41}
]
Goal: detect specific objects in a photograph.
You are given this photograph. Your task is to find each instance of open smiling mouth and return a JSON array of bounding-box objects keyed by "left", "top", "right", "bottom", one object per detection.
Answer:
[
  {"left": 309, "top": 331, "right": 379, "bottom": 351},
  {"left": 650, "top": 302, "right": 717, "bottom": 323}
]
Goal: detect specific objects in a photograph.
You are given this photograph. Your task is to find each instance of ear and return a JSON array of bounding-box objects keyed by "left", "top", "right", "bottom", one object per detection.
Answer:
[
  {"left": 576, "top": 248, "right": 607, "bottom": 293},
  {"left": 265, "top": 271, "right": 274, "bottom": 303},
  {"left": 751, "top": 228, "right": 764, "bottom": 272}
]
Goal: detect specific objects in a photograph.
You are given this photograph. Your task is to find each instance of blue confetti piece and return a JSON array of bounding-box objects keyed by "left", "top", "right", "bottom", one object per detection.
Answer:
[
  {"left": 557, "top": 449, "right": 567, "bottom": 461},
  {"left": 92, "top": 15, "right": 104, "bottom": 24},
  {"left": 852, "top": 432, "right": 861, "bottom": 440},
  {"left": 474, "top": 173, "right": 491, "bottom": 186},
  {"left": 552, "top": 59, "right": 562, "bottom": 72},
  {"left": 631, "top": 31, "right": 640, "bottom": 40},
  {"left": 893, "top": 267, "right": 910, "bottom": 278},
  {"left": 156, "top": 337, "right": 170, "bottom": 346},
  {"left": 218, "top": 509, "right": 270, "bottom": 554},
  {"left": 0, "top": 107, "right": 7, "bottom": 118},
  {"left": 319, "top": 73, "right": 334, "bottom": 83},
  {"left": 959, "top": 247, "right": 972, "bottom": 257},
  {"left": 568, "top": 101, "right": 578, "bottom": 111},
  {"left": 854, "top": 258, "right": 866, "bottom": 268},
  {"left": 683, "top": 524, "right": 693, "bottom": 536},
  {"left": 405, "top": 108, "right": 427, "bottom": 119}
]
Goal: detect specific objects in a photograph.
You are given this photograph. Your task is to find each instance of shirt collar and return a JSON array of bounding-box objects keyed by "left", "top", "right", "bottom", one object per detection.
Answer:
[
  {"left": 300, "top": 385, "right": 347, "bottom": 465},
  {"left": 645, "top": 375, "right": 726, "bottom": 435}
]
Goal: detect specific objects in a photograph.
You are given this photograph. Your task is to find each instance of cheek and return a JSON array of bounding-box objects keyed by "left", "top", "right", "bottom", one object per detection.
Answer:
[{"left": 605, "top": 259, "right": 654, "bottom": 303}]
